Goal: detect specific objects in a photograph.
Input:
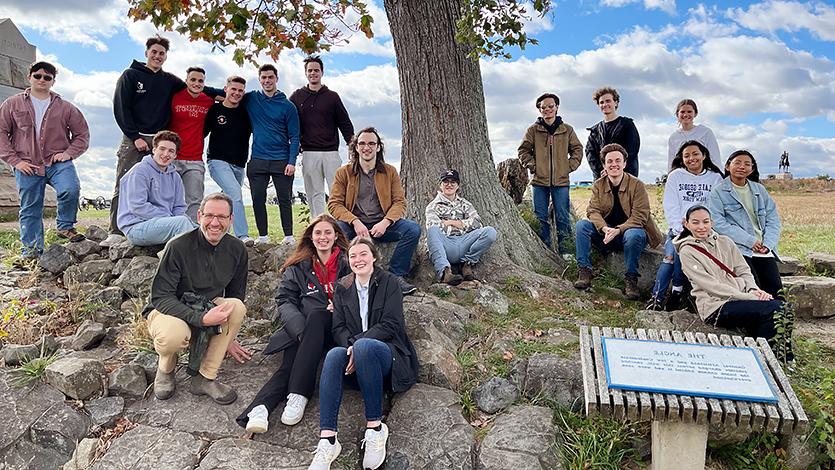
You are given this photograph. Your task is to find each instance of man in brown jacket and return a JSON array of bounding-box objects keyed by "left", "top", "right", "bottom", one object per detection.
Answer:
[
  {"left": 573, "top": 143, "right": 662, "bottom": 299},
  {"left": 518, "top": 92, "right": 583, "bottom": 254},
  {"left": 328, "top": 126, "right": 420, "bottom": 295}
]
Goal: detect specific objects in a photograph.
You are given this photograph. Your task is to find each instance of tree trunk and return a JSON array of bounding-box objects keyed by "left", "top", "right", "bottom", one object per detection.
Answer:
[{"left": 383, "top": 0, "right": 559, "bottom": 279}]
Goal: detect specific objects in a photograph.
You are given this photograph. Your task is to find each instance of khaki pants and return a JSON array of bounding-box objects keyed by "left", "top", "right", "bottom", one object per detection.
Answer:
[{"left": 147, "top": 297, "right": 246, "bottom": 379}]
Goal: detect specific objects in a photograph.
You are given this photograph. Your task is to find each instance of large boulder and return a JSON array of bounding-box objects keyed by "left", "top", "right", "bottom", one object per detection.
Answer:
[
  {"left": 89, "top": 424, "right": 205, "bottom": 469},
  {"left": 497, "top": 158, "right": 529, "bottom": 205},
  {"left": 403, "top": 295, "right": 468, "bottom": 389},
  {"left": 604, "top": 247, "right": 664, "bottom": 291},
  {"left": 476, "top": 405, "right": 561, "bottom": 470},
  {"left": 782, "top": 276, "right": 835, "bottom": 318},
  {"left": 44, "top": 357, "right": 106, "bottom": 400},
  {"left": 29, "top": 402, "right": 91, "bottom": 456},
  {"left": 807, "top": 252, "right": 835, "bottom": 273},
  {"left": 112, "top": 256, "right": 159, "bottom": 299},
  {"left": 512, "top": 353, "right": 583, "bottom": 411},
  {"left": 63, "top": 259, "right": 115, "bottom": 288},
  {"left": 39, "top": 244, "right": 72, "bottom": 275}
]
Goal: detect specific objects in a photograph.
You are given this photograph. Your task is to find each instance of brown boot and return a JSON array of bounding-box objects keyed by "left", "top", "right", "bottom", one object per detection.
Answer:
[
  {"left": 574, "top": 267, "right": 593, "bottom": 290},
  {"left": 154, "top": 369, "right": 176, "bottom": 400},
  {"left": 624, "top": 273, "right": 640, "bottom": 301},
  {"left": 440, "top": 266, "right": 463, "bottom": 286},
  {"left": 56, "top": 227, "right": 86, "bottom": 242},
  {"left": 460, "top": 262, "right": 475, "bottom": 281},
  {"left": 190, "top": 374, "right": 238, "bottom": 405}
]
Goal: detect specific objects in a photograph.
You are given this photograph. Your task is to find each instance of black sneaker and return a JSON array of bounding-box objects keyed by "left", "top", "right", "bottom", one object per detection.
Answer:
[
  {"left": 644, "top": 296, "right": 664, "bottom": 311},
  {"left": 396, "top": 276, "right": 417, "bottom": 295},
  {"left": 665, "top": 289, "right": 683, "bottom": 311}
]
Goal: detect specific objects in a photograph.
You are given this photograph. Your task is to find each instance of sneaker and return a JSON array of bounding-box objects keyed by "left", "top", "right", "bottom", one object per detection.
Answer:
[
  {"left": 644, "top": 295, "right": 664, "bottom": 311},
  {"left": 189, "top": 374, "right": 238, "bottom": 405},
  {"left": 665, "top": 289, "right": 683, "bottom": 312},
  {"left": 246, "top": 404, "right": 269, "bottom": 434},
  {"left": 56, "top": 228, "right": 85, "bottom": 242},
  {"left": 240, "top": 236, "right": 255, "bottom": 246},
  {"left": 280, "top": 393, "right": 308, "bottom": 426},
  {"left": 281, "top": 235, "right": 296, "bottom": 246},
  {"left": 574, "top": 267, "right": 592, "bottom": 290},
  {"left": 361, "top": 423, "right": 389, "bottom": 469},
  {"left": 439, "top": 267, "right": 463, "bottom": 286},
  {"left": 255, "top": 235, "right": 270, "bottom": 245},
  {"left": 396, "top": 276, "right": 417, "bottom": 295},
  {"left": 561, "top": 253, "right": 576, "bottom": 262},
  {"left": 101, "top": 233, "right": 125, "bottom": 247},
  {"left": 460, "top": 262, "right": 475, "bottom": 282},
  {"left": 308, "top": 437, "right": 342, "bottom": 470},
  {"left": 154, "top": 369, "right": 176, "bottom": 400}
]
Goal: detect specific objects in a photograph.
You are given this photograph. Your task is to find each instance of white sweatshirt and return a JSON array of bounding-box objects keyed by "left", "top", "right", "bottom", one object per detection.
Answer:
[
  {"left": 667, "top": 124, "right": 721, "bottom": 171},
  {"left": 663, "top": 168, "right": 724, "bottom": 235}
]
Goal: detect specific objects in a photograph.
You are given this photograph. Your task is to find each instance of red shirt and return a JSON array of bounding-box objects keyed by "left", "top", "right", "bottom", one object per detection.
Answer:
[{"left": 170, "top": 89, "right": 214, "bottom": 161}]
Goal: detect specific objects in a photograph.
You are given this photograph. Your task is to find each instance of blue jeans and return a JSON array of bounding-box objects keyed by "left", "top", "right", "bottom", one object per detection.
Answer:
[
  {"left": 319, "top": 338, "right": 393, "bottom": 432},
  {"left": 124, "top": 216, "right": 196, "bottom": 246},
  {"left": 207, "top": 159, "right": 249, "bottom": 238},
  {"left": 532, "top": 185, "right": 571, "bottom": 253},
  {"left": 575, "top": 219, "right": 647, "bottom": 275},
  {"left": 426, "top": 226, "right": 497, "bottom": 276},
  {"left": 15, "top": 161, "right": 80, "bottom": 257},
  {"left": 650, "top": 231, "right": 685, "bottom": 302},
  {"left": 337, "top": 219, "right": 421, "bottom": 276}
]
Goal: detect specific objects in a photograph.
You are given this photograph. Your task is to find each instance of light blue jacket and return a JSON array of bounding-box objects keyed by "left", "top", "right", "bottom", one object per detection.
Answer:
[{"left": 707, "top": 177, "right": 781, "bottom": 257}]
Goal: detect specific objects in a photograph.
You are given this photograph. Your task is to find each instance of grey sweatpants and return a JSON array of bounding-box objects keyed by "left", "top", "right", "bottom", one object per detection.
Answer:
[
  {"left": 174, "top": 160, "right": 206, "bottom": 223},
  {"left": 300, "top": 150, "right": 342, "bottom": 217}
]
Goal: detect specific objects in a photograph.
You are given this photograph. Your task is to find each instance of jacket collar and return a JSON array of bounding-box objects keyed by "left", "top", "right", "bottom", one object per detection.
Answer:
[
  {"left": 23, "top": 88, "right": 59, "bottom": 100},
  {"left": 432, "top": 191, "right": 459, "bottom": 205},
  {"left": 601, "top": 173, "right": 633, "bottom": 194}
]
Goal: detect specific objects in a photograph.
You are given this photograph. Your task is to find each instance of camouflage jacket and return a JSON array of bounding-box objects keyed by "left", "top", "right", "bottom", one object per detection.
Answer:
[{"left": 424, "top": 192, "right": 483, "bottom": 237}]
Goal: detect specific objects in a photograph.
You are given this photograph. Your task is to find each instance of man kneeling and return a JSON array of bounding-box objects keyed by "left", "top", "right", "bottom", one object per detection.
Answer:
[{"left": 146, "top": 192, "right": 251, "bottom": 403}]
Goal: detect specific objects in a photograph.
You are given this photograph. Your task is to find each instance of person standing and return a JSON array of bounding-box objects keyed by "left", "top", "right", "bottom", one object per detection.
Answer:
[
  {"left": 290, "top": 56, "right": 354, "bottom": 217},
  {"left": 585, "top": 87, "right": 640, "bottom": 179},
  {"left": 667, "top": 99, "right": 720, "bottom": 172},
  {"left": 0, "top": 61, "right": 90, "bottom": 259}
]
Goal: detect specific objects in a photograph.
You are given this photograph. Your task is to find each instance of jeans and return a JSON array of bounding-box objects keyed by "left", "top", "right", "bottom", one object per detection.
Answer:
[
  {"left": 319, "top": 338, "right": 392, "bottom": 432},
  {"left": 15, "top": 160, "right": 80, "bottom": 257},
  {"left": 247, "top": 158, "right": 294, "bottom": 237},
  {"left": 207, "top": 159, "right": 249, "bottom": 238},
  {"left": 532, "top": 185, "right": 571, "bottom": 253},
  {"left": 124, "top": 215, "right": 196, "bottom": 246},
  {"left": 650, "top": 231, "right": 686, "bottom": 302},
  {"left": 744, "top": 256, "right": 784, "bottom": 299},
  {"left": 300, "top": 150, "right": 342, "bottom": 217},
  {"left": 426, "top": 226, "right": 497, "bottom": 276},
  {"left": 337, "top": 219, "right": 421, "bottom": 276},
  {"left": 110, "top": 135, "right": 153, "bottom": 234},
  {"left": 575, "top": 219, "right": 647, "bottom": 275},
  {"left": 174, "top": 160, "right": 205, "bottom": 223}
]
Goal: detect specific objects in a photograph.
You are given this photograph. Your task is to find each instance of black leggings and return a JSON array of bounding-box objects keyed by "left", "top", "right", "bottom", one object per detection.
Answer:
[
  {"left": 247, "top": 158, "right": 294, "bottom": 237},
  {"left": 744, "top": 256, "right": 783, "bottom": 299},
  {"left": 714, "top": 298, "right": 793, "bottom": 361}
]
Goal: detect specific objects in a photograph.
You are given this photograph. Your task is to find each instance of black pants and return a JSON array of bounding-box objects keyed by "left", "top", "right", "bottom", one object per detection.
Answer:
[
  {"left": 236, "top": 309, "right": 333, "bottom": 428},
  {"left": 247, "top": 158, "right": 294, "bottom": 237},
  {"left": 715, "top": 299, "right": 783, "bottom": 340},
  {"left": 744, "top": 255, "right": 783, "bottom": 299}
]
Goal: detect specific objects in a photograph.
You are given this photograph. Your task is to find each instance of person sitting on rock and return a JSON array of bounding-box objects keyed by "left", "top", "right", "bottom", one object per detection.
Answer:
[
  {"left": 307, "top": 237, "right": 419, "bottom": 470},
  {"left": 237, "top": 214, "right": 351, "bottom": 434},
  {"left": 117, "top": 130, "right": 196, "bottom": 246},
  {"left": 676, "top": 205, "right": 793, "bottom": 361},
  {"left": 425, "top": 169, "right": 497, "bottom": 285},
  {"left": 146, "top": 192, "right": 252, "bottom": 404},
  {"left": 574, "top": 143, "right": 663, "bottom": 299}
]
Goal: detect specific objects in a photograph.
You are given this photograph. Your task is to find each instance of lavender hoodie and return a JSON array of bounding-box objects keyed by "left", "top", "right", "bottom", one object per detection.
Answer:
[{"left": 117, "top": 154, "right": 187, "bottom": 232}]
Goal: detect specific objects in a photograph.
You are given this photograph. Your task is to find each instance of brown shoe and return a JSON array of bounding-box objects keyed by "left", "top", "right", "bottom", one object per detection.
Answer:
[
  {"left": 57, "top": 228, "right": 85, "bottom": 242},
  {"left": 440, "top": 267, "right": 463, "bottom": 286},
  {"left": 624, "top": 273, "right": 641, "bottom": 301},
  {"left": 574, "top": 267, "right": 593, "bottom": 290},
  {"left": 154, "top": 369, "right": 176, "bottom": 400},
  {"left": 460, "top": 262, "right": 475, "bottom": 281},
  {"left": 190, "top": 374, "right": 238, "bottom": 405}
]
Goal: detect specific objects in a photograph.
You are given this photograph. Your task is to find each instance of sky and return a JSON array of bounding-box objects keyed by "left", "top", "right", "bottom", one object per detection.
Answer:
[{"left": 3, "top": 0, "right": 834, "bottom": 200}]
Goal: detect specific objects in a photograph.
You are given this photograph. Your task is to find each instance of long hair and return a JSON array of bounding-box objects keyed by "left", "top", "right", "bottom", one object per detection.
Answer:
[
  {"left": 348, "top": 127, "right": 386, "bottom": 175},
  {"left": 724, "top": 150, "right": 761, "bottom": 183},
  {"left": 281, "top": 214, "right": 349, "bottom": 271},
  {"left": 677, "top": 204, "right": 711, "bottom": 240},
  {"left": 670, "top": 140, "right": 722, "bottom": 174}
]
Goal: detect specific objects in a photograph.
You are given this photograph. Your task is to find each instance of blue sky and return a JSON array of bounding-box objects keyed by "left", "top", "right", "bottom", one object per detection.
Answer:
[{"left": 3, "top": 0, "right": 834, "bottom": 199}]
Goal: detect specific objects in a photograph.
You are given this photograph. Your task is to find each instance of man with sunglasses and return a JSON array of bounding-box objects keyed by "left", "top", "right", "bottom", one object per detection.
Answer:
[{"left": 0, "top": 61, "right": 90, "bottom": 259}]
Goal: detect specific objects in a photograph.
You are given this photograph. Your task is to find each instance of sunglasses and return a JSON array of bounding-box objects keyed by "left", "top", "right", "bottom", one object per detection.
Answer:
[{"left": 32, "top": 74, "right": 54, "bottom": 81}]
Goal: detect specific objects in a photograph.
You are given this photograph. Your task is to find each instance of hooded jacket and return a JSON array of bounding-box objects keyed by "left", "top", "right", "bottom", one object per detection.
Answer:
[
  {"left": 518, "top": 119, "right": 583, "bottom": 187},
  {"left": 708, "top": 177, "right": 781, "bottom": 257},
  {"left": 675, "top": 230, "right": 761, "bottom": 321},
  {"left": 585, "top": 116, "right": 640, "bottom": 178},
  {"left": 586, "top": 173, "right": 664, "bottom": 248},
  {"left": 667, "top": 124, "right": 720, "bottom": 172},
  {"left": 289, "top": 85, "right": 354, "bottom": 152},
  {"left": 117, "top": 154, "right": 187, "bottom": 233},
  {"left": 244, "top": 89, "right": 300, "bottom": 164},
  {"left": 113, "top": 60, "right": 185, "bottom": 140}
]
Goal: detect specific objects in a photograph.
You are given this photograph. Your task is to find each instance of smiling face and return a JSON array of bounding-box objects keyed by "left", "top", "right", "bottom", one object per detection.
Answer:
[
  {"left": 311, "top": 220, "right": 336, "bottom": 254},
  {"left": 538, "top": 97, "right": 558, "bottom": 122},
  {"left": 259, "top": 70, "right": 277, "bottom": 93},
  {"left": 198, "top": 199, "right": 232, "bottom": 245},
  {"left": 682, "top": 144, "right": 705, "bottom": 174},
  {"left": 144, "top": 44, "right": 167, "bottom": 72},
  {"left": 356, "top": 131, "right": 379, "bottom": 165},
  {"left": 439, "top": 178, "right": 459, "bottom": 198},
  {"left": 28, "top": 68, "right": 55, "bottom": 94},
  {"left": 684, "top": 208, "right": 712, "bottom": 240},
  {"left": 305, "top": 61, "right": 322, "bottom": 86},
  {"left": 186, "top": 70, "right": 205, "bottom": 96},
  {"left": 348, "top": 242, "right": 376, "bottom": 278},
  {"left": 726, "top": 154, "right": 754, "bottom": 183},
  {"left": 224, "top": 80, "right": 245, "bottom": 106},
  {"left": 677, "top": 104, "right": 696, "bottom": 126},
  {"left": 604, "top": 150, "right": 625, "bottom": 179},
  {"left": 597, "top": 93, "right": 618, "bottom": 116},
  {"left": 151, "top": 139, "right": 178, "bottom": 170}
]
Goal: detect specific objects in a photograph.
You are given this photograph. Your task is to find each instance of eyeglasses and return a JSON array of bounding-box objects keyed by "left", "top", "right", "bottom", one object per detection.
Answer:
[
  {"left": 539, "top": 104, "right": 556, "bottom": 110},
  {"left": 441, "top": 180, "right": 458, "bottom": 185},
  {"left": 357, "top": 142, "right": 378, "bottom": 148},
  {"left": 32, "top": 74, "right": 54, "bottom": 82},
  {"left": 202, "top": 213, "right": 230, "bottom": 222}
]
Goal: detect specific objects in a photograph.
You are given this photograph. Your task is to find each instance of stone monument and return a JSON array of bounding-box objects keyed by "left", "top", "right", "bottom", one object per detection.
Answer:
[{"left": 775, "top": 150, "right": 792, "bottom": 181}]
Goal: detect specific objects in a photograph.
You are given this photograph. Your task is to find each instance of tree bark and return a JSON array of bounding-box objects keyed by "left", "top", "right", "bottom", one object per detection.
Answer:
[{"left": 383, "top": 0, "right": 559, "bottom": 278}]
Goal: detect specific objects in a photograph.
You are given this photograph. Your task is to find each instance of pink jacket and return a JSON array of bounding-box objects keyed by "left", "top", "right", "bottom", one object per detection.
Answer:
[{"left": 0, "top": 89, "right": 90, "bottom": 176}]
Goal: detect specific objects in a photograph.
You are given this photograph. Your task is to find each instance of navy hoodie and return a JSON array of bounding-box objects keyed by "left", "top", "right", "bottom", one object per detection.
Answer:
[{"left": 244, "top": 90, "right": 300, "bottom": 164}]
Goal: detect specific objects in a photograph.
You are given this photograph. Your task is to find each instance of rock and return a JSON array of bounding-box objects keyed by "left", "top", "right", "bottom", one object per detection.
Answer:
[
  {"left": 635, "top": 309, "right": 736, "bottom": 335},
  {"left": 69, "top": 320, "right": 106, "bottom": 350},
  {"left": 476, "top": 405, "right": 561, "bottom": 469},
  {"left": 45, "top": 357, "right": 106, "bottom": 400},
  {"left": 413, "top": 338, "right": 463, "bottom": 389},
  {"left": 112, "top": 256, "right": 159, "bottom": 299},
  {"left": 3, "top": 436, "right": 69, "bottom": 470},
  {"left": 783, "top": 276, "right": 835, "bottom": 318},
  {"left": 472, "top": 376, "right": 518, "bottom": 414},
  {"left": 65, "top": 239, "right": 102, "bottom": 260},
  {"left": 545, "top": 328, "right": 577, "bottom": 346},
  {"left": 778, "top": 256, "right": 801, "bottom": 276},
  {"left": 67, "top": 281, "right": 104, "bottom": 301},
  {"left": 262, "top": 244, "right": 294, "bottom": 272},
  {"left": 108, "top": 239, "right": 163, "bottom": 262},
  {"left": 62, "top": 437, "right": 99, "bottom": 470},
  {"left": 808, "top": 252, "right": 835, "bottom": 273},
  {"left": 604, "top": 247, "right": 664, "bottom": 291},
  {"left": 108, "top": 364, "right": 148, "bottom": 398},
  {"left": 199, "top": 438, "right": 309, "bottom": 469},
  {"left": 130, "top": 352, "right": 159, "bottom": 382},
  {"left": 29, "top": 402, "right": 91, "bottom": 455},
  {"left": 497, "top": 158, "right": 530, "bottom": 205},
  {"left": 246, "top": 245, "right": 268, "bottom": 274},
  {"left": 780, "top": 432, "right": 820, "bottom": 470},
  {"left": 111, "top": 258, "right": 132, "bottom": 277},
  {"left": 0, "top": 371, "right": 66, "bottom": 458},
  {"left": 89, "top": 424, "right": 205, "bottom": 469},
  {"left": 386, "top": 384, "right": 475, "bottom": 469},
  {"left": 1, "top": 335, "right": 58, "bottom": 366},
  {"left": 85, "top": 396, "right": 125, "bottom": 427},
  {"left": 84, "top": 225, "right": 108, "bottom": 242},
  {"left": 515, "top": 353, "right": 583, "bottom": 411},
  {"left": 473, "top": 284, "right": 510, "bottom": 315},
  {"left": 244, "top": 272, "right": 281, "bottom": 320},
  {"left": 63, "top": 259, "right": 115, "bottom": 288},
  {"left": 39, "top": 244, "right": 72, "bottom": 275},
  {"left": 91, "top": 307, "right": 123, "bottom": 329},
  {"left": 404, "top": 294, "right": 469, "bottom": 347}
]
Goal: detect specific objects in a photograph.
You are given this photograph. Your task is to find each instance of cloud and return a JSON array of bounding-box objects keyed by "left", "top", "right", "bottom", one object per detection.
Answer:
[
  {"left": 727, "top": 1, "right": 835, "bottom": 41},
  {"left": 600, "top": 0, "right": 677, "bottom": 15},
  {"left": 3, "top": 0, "right": 125, "bottom": 51}
]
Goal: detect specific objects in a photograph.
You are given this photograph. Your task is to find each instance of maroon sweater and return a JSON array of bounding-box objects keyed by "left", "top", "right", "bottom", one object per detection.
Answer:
[{"left": 289, "top": 85, "right": 354, "bottom": 152}]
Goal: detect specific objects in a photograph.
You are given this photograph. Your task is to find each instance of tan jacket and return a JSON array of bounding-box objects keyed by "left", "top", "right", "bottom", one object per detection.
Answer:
[
  {"left": 675, "top": 231, "right": 760, "bottom": 321},
  {"left": 328, "top": 162, "right": 406, "bottom": 224},
  {"left": 517, "top": 121, "right": 583, "bottom": 187},
  {"left": 586, "top": 173, "right": 663, "bottom": 248}
]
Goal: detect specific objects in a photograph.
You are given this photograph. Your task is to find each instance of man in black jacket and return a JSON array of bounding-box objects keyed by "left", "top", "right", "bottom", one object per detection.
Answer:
[
  {"left": 145, "top": 192, "right": 251, "bottom": 404},
  {"left": 585, "top": 86, "right": 641, "bottom": 179}
]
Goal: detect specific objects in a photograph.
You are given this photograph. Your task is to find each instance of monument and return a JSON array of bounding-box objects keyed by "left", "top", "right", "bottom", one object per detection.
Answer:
[{"left": 775, "top": 150, "right": 792, "bottom": 181}]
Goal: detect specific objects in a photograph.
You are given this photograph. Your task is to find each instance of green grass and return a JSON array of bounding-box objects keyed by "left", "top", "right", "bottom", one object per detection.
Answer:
[
  {"left": 709, "top": 433, "right": 790, "bottom": 470},
  {"left": 779, "top": 225, "right": 835, "bottom": 262},
  {"left": 11, "top": 353, "right": 58, "bottom": 387},
  {"left": 557, "top": 408, "right": 646, "bottom": 469}
]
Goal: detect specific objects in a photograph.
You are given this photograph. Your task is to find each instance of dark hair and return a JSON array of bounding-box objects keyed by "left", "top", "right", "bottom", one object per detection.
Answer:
[
  {"left": 304, "top": 56, "right": 324, "bottom": 72},
  {"left": 535, "top": 93, "right": 559, "bottom": 108},
  {"left": 146, "top": 35, "right": 170, "bottom": 51},
  {"left": 258, "top": 64, "right": 278, "bottom": 76},
  {"left": 349, "top": 127, "right": 387, "bottom": 175},
  {"left": 725, "top": 150, "right": 761, "bottom": 183},
  {"left": 227, "top": 75, "right": 246, "bottom": 86},
  {"left": 282, "top": 214, "right": 349, "bottom": 271},
  {"left": 152, "top": 130, "right": 181, "bottom": 151},
  {"left": 678, "top": 204, "right": 711, "bottom": 240},
  {"left": 600, "top": 143, "right": 628, "bottom": 162},
  {"left": 349, "top": 236, "right": 379, "bottom": 262},
  {"left": 593, "top": 87, "right": 620, "bottom": 107},
  {"left": 670, "top": 140, "right": 722, "bottom": 174},
  {"left": 186, "top": 66, "right": 205, "bottom": 75},
  {"left": 199, "top": 192, "right": 233, "bottom": 214},
  {"left": 29, "top": 61, "right": 57, "bottom": 77},
  {"left": 675, "top": 98, "right": 698, "bottom": 117}
]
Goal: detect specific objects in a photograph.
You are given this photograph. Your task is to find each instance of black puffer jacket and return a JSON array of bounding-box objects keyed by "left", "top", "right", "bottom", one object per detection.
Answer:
[{"left": 585, "top": 116, "right": 640, "bottom": 179}]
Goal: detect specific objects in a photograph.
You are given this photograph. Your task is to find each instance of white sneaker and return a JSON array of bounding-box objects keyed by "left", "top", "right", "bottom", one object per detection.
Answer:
[
  {"left": 281, "top": 393, "right": 308, "bottom": 425},
  {"left": 245, "top": 404, "right": 269, "bottom": 434},
  {"left": 255, "top": 235, "right": 270, "bottom": 245},
  {"left": 101, "top": 233, "right": 125, "bottom": 246},
  {"left": 281, "top": 235, "right": 296, "bottom": 246},
  {"left": 361, "top": 423, "right": 389, "bottom": 469},
  {"left": 308, "top": 437, "right": 341, "bottom": 470},
  {"left": 240, "top": 236, "right": 255, "bottom": 245}
]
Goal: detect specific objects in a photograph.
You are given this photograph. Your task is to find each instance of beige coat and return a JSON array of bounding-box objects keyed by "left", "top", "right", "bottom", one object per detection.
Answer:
[
  {"left": 675, "top": 231, "right": 760, "bottom": 321},
  {"left": 586, "top": 173, "right": 664, "bottom": 248},
  {"left": 517, "top": 121, "right": 583, "bottom": 187}
]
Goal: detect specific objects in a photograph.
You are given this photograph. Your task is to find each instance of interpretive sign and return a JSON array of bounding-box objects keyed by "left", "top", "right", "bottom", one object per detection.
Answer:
[{"left": 602, "top": 337, "right": 778, "bottom": 403}]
